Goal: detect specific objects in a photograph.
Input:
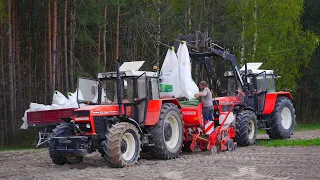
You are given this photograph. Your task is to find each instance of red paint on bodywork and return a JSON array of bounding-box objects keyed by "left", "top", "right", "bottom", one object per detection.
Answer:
[
  {"left": 144, "top": 100, "right": 163, "bottom": 126},
  {"left": 181, "top": 103, "right": 203, "bottom": 126},
  {"left": 75, "top": 104, "right": 131, "bottom": 117},
  {"left": 214, "top": 96, "right": 242, "bottom": 105},
  {"left": 228, "top": 126, "right": 236, "bottom": 138},
  {"left": 74, "top": 104, "right": 132, "bottom": 135},
  {"left": 263, "top": 92, "right": 292, "bottom": 114},
  {"left": 144, "top": 98, "right": 181, "bottom": 126},
  {"left": 27, "top": 108, "right": 76, "bottom": 127}
]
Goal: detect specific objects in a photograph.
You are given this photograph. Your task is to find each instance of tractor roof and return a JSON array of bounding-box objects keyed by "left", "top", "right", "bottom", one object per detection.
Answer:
[
  {"left": 119, "top": 61, "right": 145, "bottom": 71},
  {"left": 97, "top": 61, "right": 158, "bottom": 79},
  {"left": 240, "top": 62, "right": 274, "bottom": 75},
  {"left": 98, "top": 71, "right": 158, "bottom": 79},
  {"left": 224, "top": 62, "right": 274, "bottom": 77}
]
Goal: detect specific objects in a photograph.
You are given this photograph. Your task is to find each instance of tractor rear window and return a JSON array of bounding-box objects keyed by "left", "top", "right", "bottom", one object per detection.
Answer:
[
  {"left": 266, "top": 75, "right": 275, "bottom": 92},
  {"left": 255, "top": 74, "right": 275, "bottom": 92},
  {"left": 149, "top": 78, "right": 160, "bottom": 100},
  {"left": 256, "top": 75, "right": 266, "bottom": 91}
]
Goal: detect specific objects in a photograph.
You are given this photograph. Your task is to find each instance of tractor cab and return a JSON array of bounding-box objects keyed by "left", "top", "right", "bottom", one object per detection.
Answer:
[
  {"left": 239, "top": 62, "right": 276, "bottom": 115},
  {"left": 223, "top": 62, "right": 277, "bottom": 114},
  {"left": 76, "top": 61, "right": 160, "bottom": 125}
]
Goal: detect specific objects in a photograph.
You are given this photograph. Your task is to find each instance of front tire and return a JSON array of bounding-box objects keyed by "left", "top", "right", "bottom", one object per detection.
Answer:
[
  {"left": 267, "top": 97, "right": 295, "bottom": 139},
  {"left": 102, "top": 122, "right": 141, "bottom": 167},
  {"left": 49, "top": 123, "right": 84, "bottom": 165},
  {"left": 235, "top": 110, "right": 257, "bottom": 146},
  {"left": 146, "top": 103, "right": 183, "bottom": 159}
]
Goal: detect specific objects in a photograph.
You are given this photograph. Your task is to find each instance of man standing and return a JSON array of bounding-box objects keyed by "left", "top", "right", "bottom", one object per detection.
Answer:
[{"left": 194, "top": 81, "right": 213, "bottom": 126}]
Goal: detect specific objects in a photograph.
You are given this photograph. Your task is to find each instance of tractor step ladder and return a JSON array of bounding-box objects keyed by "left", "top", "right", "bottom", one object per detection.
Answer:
[{"left": 37, "top": 129, "right": 51, "bottom": 147}]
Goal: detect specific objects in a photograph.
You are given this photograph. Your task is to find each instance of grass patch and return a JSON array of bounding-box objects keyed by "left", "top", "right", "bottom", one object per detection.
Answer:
[
  {"left": 258, "top": 129, "right": 265, "bottom": 134},
  {"left": 0, "top": 128, "right": 37, "bottom": 152},
  {"left": 294, "top": 122, "right": 320, "bottom": 131},
  {"left": 258, "top": 122, "right": 320, "bottom": 134},
  {"left": 258, "top": 138, "right": 320, "bottom": 147}
]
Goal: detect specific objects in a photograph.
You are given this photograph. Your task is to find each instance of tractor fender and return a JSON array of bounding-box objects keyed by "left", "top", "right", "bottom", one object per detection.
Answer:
[
  {"left": 263, "top": 92, "right": 293, "bottom": 115},
  {"left": 144, "top": 98, "right": 181, "bottom": 126}
]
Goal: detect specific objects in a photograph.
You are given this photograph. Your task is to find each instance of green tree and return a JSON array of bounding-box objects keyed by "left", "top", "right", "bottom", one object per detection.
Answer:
[
  {"left": 225, "top": 0, "right": 318, "bottom": 91},
  {"left": 0, "top": 0, "right": 6, "bottom": 24}
]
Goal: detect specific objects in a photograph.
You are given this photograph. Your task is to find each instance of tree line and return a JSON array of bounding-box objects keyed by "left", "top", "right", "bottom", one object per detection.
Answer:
[{"left": 0, "top": 0, "right": 318, "bottom": 146}]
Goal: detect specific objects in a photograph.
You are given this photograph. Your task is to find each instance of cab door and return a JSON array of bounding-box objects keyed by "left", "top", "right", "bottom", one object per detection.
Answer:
[
  {"left": 253, "top": 71, "right": 267, "bottom": 114},
  {"left": 77, "top": 77, "right": 100, "bottom": 104}
]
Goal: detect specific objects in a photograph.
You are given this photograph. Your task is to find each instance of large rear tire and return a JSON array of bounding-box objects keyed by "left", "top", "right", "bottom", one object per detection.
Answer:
[
  {"left": 235, "top": 110, "right": 257, "bottom": 146},
  {"left": 49, "top": 123, "right": 84, "bottom": 165},
  {"left": 267, "top": 97, "right": 295, "bottom": 139},
  {"left": 102, "top": 122, "right": 141, "bottom": 167},
  {"left": 146, "top": 103, "right": 183, "bottom": 159}
]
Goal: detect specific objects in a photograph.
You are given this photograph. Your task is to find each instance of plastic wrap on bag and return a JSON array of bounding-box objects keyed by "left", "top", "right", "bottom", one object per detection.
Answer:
[
  {"left": 159, "top": 48, "right": 183, "bottom": 98},
  {"left": 52, "top": 91, "right": 68, "bottom": 105},
  {"left": 21, "top": 90, "right": 82, "bottom": 129},
  {"left": 20, "top": 109, "right": 31, "bottom": 129},
  {"left": 68, "top": 91, "right": 80, "bottom": 108},
  {"left": 177, "top": 42, "right": 199, "bottom": 100}
]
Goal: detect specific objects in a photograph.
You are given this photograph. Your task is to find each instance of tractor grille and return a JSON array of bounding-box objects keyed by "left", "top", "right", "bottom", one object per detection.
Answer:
[
  {"left": 93, "top": 116, "right": 114, "bottom": 135},
  {"left": 74, "top": 110, "right": 90, "bottom": 117},
  {"left": 75, "top": 122, "right": 92, "bottom": 133}
]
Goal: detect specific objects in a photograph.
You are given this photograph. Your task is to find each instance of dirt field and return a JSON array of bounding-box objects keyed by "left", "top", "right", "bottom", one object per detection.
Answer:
[{"left": 1, "top": 130, "right": 320, "bottom": 180}]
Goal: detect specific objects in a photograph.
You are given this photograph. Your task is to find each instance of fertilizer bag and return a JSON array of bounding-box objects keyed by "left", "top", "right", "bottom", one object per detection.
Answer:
[
  {"left": 159, "top": 48, "right": 183, "bottom": 98},
  {"left": 52, "top": 91, "right": 68, "bottom": 105},
  {"left": 177, "top": 42, "right": 199, "bottom": 100}
]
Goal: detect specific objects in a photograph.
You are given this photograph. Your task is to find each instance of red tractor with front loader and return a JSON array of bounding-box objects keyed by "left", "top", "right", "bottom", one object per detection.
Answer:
[{"left": 177, "top": 33, "right": 295, "bottom": 149}]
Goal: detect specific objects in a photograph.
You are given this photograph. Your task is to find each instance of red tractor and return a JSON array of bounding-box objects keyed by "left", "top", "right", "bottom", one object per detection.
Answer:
[
  {"left": 176, "top": 33, "right": 295, "bottom": 148},
  {"left": 48, "top": 62, "right": 185, "bottom": 167}
]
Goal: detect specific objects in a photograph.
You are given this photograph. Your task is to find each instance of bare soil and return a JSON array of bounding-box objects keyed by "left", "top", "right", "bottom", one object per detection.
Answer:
[{"left": 1, "top": 130, "right": 320, "bottom": 180}]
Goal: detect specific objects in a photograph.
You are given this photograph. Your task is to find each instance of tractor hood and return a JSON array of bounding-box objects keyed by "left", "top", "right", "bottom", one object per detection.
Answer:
[
  {"left": 74, "top": 105, "right": 127, "bottom": 116},
  {"left": 214, "top": 96, "right": 241, "bottom": 105}
]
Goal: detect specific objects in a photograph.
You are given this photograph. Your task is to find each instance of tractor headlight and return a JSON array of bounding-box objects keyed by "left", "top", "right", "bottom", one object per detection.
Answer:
[{"left": 86, "top": 124, "right": 91, "bottom": 129}]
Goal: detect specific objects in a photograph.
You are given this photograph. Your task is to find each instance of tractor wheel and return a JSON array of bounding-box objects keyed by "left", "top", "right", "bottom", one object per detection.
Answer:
[
  {"left": 49, "top": 123, "right": 84, "bottom": 165},
  {"left": 267, "top": 97, "right": 295, "bottom": 139},
  {"left": 102, "top": 122, "right": 141, "bottom": 167},
  {"left": 235, "top": 110, "right": 257, "bottom": 146},
  {"left": 146, "top": 103, "right": 183, "bottom": 159}
]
